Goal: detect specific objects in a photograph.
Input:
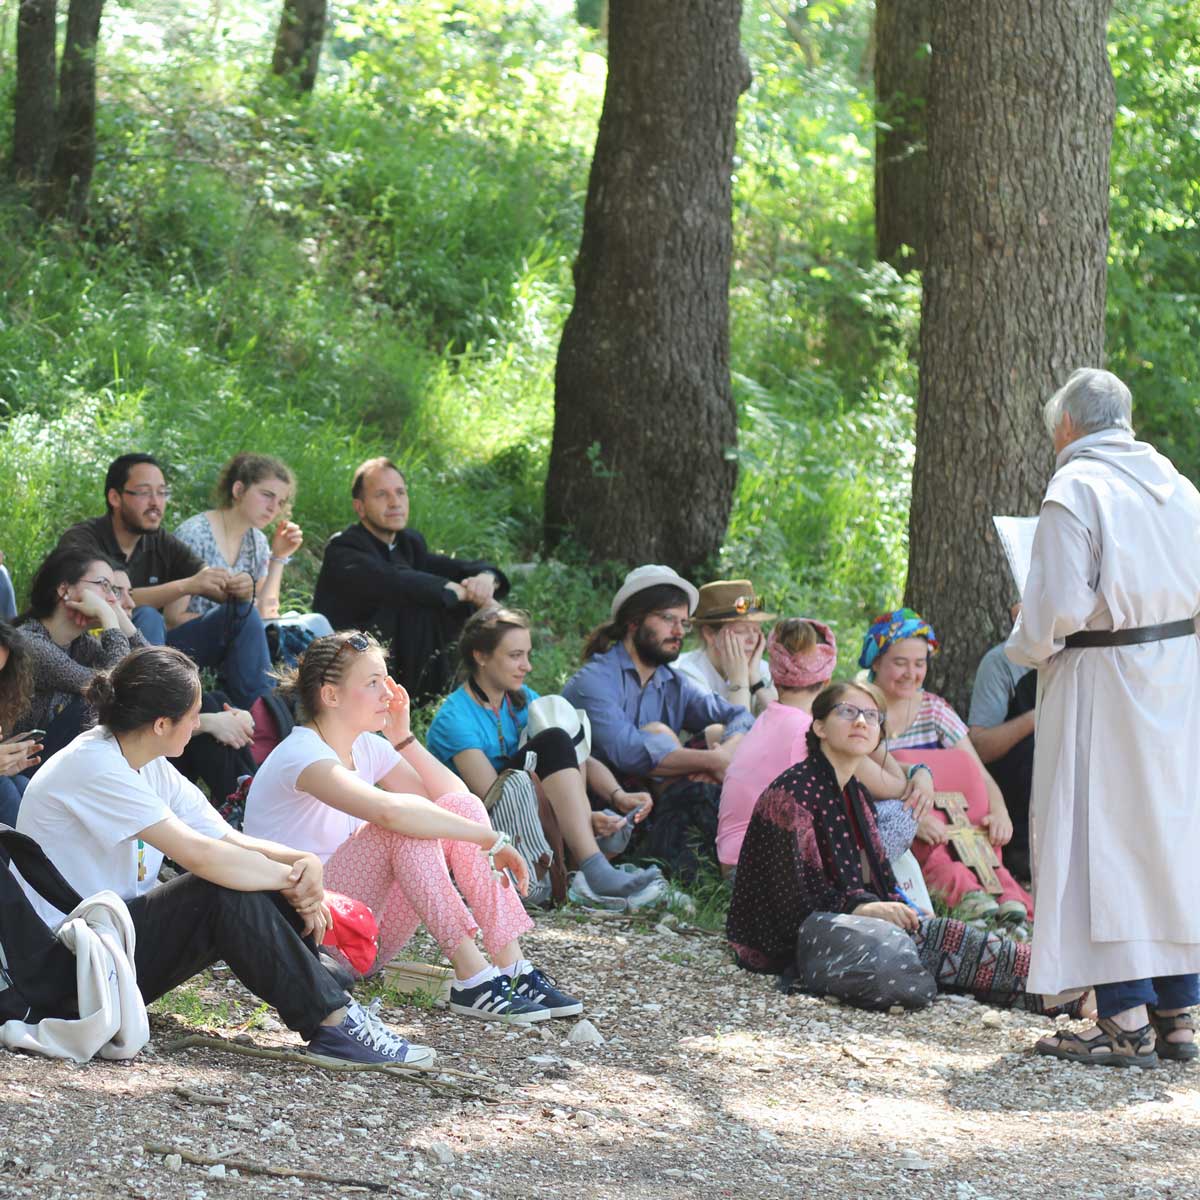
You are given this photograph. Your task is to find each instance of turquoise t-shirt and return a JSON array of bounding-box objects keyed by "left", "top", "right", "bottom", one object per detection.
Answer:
[{"left": 426, "top": 684, "right": 539, "bottom": 771}]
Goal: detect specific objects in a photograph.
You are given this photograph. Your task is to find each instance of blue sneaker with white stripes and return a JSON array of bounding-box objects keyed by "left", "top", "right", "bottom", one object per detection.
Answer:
[
  {"left": 449, "top": 974, "right": 551, "bottom": 1024},
  {"left": 510, "top": 966, "right": 583, "bottom": 1018}
]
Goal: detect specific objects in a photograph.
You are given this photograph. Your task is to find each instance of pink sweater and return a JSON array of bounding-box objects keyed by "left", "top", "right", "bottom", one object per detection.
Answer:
[{"left": 717, "top": 702, "right": 812, "bottom": 867}]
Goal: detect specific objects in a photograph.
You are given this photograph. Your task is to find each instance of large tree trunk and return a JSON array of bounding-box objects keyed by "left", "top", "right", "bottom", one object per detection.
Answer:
[
  {"left": 874, "top": 0, "right": 930, "bottom": 269},
  {"left": 544, "top": 0, "right": 749, "bottom": 572},
  {"left": 272, "top": 0, "right": 327, "bottom": 93},
  {"left": 905, "top": 0, "right": 1114, "bottom": 713},
  {"left": 12, "top": 0, "right": 58, "bottom": 183},
  {"left": 40, "top": 0, "right": 105, "bottom": 222}
]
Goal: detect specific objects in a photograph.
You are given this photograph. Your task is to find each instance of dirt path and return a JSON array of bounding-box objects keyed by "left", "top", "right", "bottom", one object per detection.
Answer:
[{"left": 2, "top": 909, "right": 1198, "bottom": 1200}]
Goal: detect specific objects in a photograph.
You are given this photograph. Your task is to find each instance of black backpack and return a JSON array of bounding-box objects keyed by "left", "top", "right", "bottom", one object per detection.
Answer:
[{"left": 0, "top": 824, "right": 83, "bottom": 1024}]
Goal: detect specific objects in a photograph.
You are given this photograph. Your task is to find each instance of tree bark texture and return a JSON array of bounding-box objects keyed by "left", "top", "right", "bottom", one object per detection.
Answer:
[
  {"left": 874, "top": 0, "right": 930, "bottom": 268},
  {"left": 40, "top": 0, "right": 105, "bottom": 222},
  {"left": 544, "top": 0, "right": 749, "bottom": 572},
  {"left": 12, "top": 0, "right": 58, "bottom": 182},
  {"left": 272, "top": 0, "right": 327, "bottom": 93},
  {"left": 905, "top": 0, "right": 1114, "bottom": 714}
]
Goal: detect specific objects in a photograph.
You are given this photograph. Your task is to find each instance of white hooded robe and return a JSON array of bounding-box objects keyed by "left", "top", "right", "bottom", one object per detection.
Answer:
[{"left": 1007, "top": 429, "right": 1200, "bottom": 994}]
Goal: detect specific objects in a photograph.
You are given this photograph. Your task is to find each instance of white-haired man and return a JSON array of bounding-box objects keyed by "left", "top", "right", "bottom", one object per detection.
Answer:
[{"left": 1007, "top": 368, "right": 1200, "bottom": 1068}]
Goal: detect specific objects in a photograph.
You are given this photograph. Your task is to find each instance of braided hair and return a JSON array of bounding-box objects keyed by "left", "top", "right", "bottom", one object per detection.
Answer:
[{"left": 276, "top": 630, "right": 384, "bottom": 722}]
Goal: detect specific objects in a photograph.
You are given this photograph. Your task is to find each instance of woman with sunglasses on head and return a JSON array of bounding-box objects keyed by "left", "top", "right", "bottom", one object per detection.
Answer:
[
  {"left": 244, "top": 631, "right": 582, "bottom": 1024},
  {"left": 726, "top": 681, "right": 1086, "bottom": 1017},
  {"left": 16, "top": 644, "right": 430, "bottom": 1066},
  {"left": 13, "top": 546, "right": 144, "bottom": 762}
]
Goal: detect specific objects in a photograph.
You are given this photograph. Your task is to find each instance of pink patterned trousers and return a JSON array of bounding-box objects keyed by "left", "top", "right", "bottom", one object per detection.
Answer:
[{"left": 323, "top": 791, "right": 534, "bottom": 967}]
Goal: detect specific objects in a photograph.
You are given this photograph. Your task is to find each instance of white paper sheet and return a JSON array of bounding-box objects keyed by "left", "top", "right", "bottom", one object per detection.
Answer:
[{"left": 992, "top": 515, "right": 1039, "bottom": 595}]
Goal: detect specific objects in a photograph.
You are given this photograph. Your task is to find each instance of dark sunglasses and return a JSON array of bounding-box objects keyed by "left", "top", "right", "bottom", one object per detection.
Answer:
[{"left": 322, "top": 632, "right": 371, "bottom": 683}]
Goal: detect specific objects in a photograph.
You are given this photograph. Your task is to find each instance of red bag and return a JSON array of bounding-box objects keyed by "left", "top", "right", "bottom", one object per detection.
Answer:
[{"left": 321, "top": 891, "right": 380, "bottom": 975}]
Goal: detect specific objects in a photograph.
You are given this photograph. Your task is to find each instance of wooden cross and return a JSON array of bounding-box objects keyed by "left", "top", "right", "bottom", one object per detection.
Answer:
[{"left": 933, "top": 791, "right": 1002, "bottom": 894}]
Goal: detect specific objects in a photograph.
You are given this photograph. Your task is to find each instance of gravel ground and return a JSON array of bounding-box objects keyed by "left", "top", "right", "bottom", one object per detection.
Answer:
[{"left": 2, "top": 908, "right": 1198, "bottom": 1200}]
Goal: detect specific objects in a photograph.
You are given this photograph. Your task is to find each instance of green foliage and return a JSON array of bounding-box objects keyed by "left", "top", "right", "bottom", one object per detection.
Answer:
[
  {"left": 0, "top": 0, "right": 1194, "bottom": 701},
  {"left": 1107, "top": 0, "right": 1200, "bottom": 480}
]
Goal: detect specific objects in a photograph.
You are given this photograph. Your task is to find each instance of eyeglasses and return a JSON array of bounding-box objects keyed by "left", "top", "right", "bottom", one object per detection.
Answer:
[
  {"left": 650, "top": 611, "right": 693, "bottom": 634},
  {"left": 81, "top": 577, "right": 116, "bottom": 596},
  {"left": 122, "top": 487, "right": 172, "bottom": 501},
  {"left": 322, "top": 632, "right": 371, "bottom": 683},
  {"left": 831, "top": 702, "right": 884, "bottom": 727}
]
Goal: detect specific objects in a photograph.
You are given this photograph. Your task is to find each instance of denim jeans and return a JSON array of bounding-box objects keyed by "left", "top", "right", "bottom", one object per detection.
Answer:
[
  {"left": 0, "top": 773, "right": 28, "bottom": 827},
  {"left": 165, "top": 601, "right": 275, "bottom": 709},
  {"left": 132, "top": 605, "right": 167, "bottom": 644},
  {"left": 1095, "top": 974, "right": 1200, "bottom": 1019}
]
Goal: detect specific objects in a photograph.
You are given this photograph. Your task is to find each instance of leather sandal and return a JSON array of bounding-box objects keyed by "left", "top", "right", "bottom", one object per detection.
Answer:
[
  {"left": 1036, "top": 1017, "right": 1158, "bottom": 1069},
  {"left": 1148, "top": 1009, "right": 1198, "bottom": 1063}
]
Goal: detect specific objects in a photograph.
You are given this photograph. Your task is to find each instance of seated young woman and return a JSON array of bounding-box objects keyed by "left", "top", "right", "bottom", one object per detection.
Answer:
[
  {"left": 243, "top": 630, "right": 582, "bottom": 1023},
  {"left": 14, "top": 547, "right": 146, "bottom": 759},
  {"left": 726, "top": 680, "right": 1085, "bottom": 1018},
  {"left": 426, "top": 607, "right": 662, "bottom": 904},
  {"left": 860, "top": 607, "right": 1030, "bottom": 921},
  {"left": 0, "top": 621, "right": 39, "bottom": 826},
  {"left": 15, "top": 645, "right": 430, "bottom": 1066},
  {"left": 14, "top": 549, "right": 253, "bottom": 783},
  {"left": 173, "top": 452, "right": 333, "bottom": 640},
  {"left": 717, "top": 619, "right": 933, "bottom": 877}
]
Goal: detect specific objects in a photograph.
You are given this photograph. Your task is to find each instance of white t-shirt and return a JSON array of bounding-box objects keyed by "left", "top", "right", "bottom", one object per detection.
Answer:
[
  {"left": 15, "top": 726, "right": 230, "bottom": 928},
  {"left": 672, "top": 647, "right": 772, "bottom": 703},
  {"left": 243, "top": 727, "right": 402, "bottom": 864}
]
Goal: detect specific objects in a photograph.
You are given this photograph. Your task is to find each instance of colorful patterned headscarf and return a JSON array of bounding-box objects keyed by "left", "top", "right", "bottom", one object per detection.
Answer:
[{"left": 858, "top": 607, "right": 940, "bottom": 671}]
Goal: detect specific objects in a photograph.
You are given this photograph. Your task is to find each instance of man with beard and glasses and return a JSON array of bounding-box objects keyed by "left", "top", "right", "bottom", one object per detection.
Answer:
[
  {"left": 56, "top": 454, "right": 274, "bottom": 710},
  {"left": 311, "top": 458, "right": 509, "bottom": 703},
  {"left": 562, "top": 565, "right": 753, "bottom": 881}
]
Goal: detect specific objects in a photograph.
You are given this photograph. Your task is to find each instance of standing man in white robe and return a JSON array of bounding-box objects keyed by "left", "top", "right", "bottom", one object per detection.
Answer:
[{"left": 1007, "top": 368, "right": 1200, "bottom": 1069}]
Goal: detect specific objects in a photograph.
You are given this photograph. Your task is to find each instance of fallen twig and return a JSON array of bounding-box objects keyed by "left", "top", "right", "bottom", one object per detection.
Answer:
[
  {"left": 162, "top": 1034, "right": 500, "bottom": 1100},
  {"left": 144, "top": 1143, "right": 386, "bottom": 1191},
  {"left": 172, "top": 1086, "right": 231, "bottom": 1106},
  {"left": 841, "top": 1045, "right": 874, "bottom": 1068}
]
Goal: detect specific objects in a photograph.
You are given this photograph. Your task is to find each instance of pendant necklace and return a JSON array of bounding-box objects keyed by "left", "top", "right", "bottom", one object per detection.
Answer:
[{"left": 469, "top": 678, "right": 511, "bottom": 756}]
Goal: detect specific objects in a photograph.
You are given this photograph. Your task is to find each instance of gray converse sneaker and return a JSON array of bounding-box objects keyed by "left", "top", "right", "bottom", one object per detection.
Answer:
[{"left": 307, "top": 999, "right": 436, "bottom": 1067}]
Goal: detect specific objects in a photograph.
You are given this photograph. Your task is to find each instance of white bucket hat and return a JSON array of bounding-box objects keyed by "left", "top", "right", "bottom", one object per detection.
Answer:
[
  {"left": 609, "top": 564, "right": 700, "bottom": 621},
  {"left": 520, "top": 695, "right": 592, "bottom": 766}
]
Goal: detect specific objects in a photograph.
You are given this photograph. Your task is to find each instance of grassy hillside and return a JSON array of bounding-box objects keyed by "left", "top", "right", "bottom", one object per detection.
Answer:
[{"left": 0, "top": 0, "right": 1195, "bottom": 693}]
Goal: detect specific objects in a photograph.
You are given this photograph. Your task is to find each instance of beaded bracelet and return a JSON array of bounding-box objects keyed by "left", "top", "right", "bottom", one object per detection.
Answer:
[
  {"left": 905, "top": 762, "right": 931, "bottom": 781},
  {"left": 484, "top": 831, "right": 512, "bottom": 881},
  {"left": 270, "top": 555, "right": 291, "bottom": 566}
]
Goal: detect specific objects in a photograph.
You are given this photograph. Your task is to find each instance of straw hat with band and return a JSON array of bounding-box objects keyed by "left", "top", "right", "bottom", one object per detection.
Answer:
[{"left": 691, "top": 580, "right": 776, "bottom": 625}]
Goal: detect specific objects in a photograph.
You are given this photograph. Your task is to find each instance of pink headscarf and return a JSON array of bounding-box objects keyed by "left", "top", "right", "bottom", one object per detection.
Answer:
[{"left": 768, "top": 619, "right": 837, "bottom": 690}]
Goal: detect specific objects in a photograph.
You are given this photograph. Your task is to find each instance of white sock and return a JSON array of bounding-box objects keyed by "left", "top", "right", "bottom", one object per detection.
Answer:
[
  {"left": 499, "top": 958, "right": 532, "bottom": 980},
  {"left": 455, "top": 965, "right": 498, "bottom": 990}
]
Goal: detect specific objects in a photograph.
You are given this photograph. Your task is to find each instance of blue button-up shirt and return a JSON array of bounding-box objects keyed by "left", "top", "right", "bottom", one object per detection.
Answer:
[{"left": 562, "top": 643, "right": 754, "bottom": 778}]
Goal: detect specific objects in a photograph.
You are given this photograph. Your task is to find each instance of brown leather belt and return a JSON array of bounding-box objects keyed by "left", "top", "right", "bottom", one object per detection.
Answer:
[{"left": 1064, "top": 618, "right": 1197, "bottom": 649}]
